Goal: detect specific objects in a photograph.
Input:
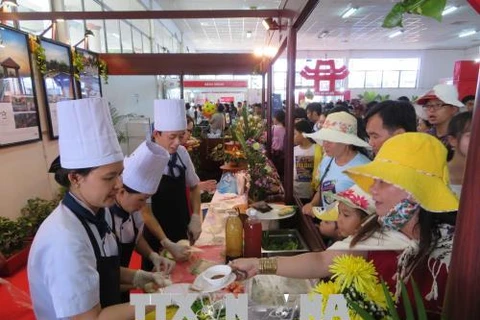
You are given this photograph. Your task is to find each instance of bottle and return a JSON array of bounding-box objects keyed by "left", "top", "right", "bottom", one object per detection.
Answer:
[
  {"left": 243, "top": 209, "right": 262, "bottom": 258},
  {"left": 225, "top": 210, "right": 243, "bottom": 262}
]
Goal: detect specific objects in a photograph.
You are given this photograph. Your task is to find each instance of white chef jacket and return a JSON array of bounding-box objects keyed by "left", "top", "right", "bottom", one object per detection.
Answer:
[
  {"left": 112, "top": 210, "right": 144, "bottom": 244},
  {"left": 165, "top": 145, "right": 200, "bottom": 187},
  {"left": 27, "top": 199, "right": 118, "bottom": 319}
]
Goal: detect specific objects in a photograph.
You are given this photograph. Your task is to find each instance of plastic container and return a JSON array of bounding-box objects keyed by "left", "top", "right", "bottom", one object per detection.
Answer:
[{"left": 243, "top": 208, "right": 262, "bottom": 258}]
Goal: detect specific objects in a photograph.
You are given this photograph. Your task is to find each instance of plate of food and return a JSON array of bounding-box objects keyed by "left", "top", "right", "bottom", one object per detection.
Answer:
[{"left": 251, "top": 203, "right": 297, "bottom": 220}]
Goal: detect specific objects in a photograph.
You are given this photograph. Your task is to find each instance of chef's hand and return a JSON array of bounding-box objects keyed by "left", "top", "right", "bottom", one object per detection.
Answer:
[
  {"left": 161, "top": 238, "right": 190, "bottom": 261},
  {"left": 133, "top": 270, "right": 172, "bottom": 290},
  {"left": 188, "top": 214, "right": 202, "bottom": 242},
  {"left": 229, "top": 258, "right": 259, "bottom": 280},
  {"left": 149, "top": 252, "right": 176, "bottom": 274}
]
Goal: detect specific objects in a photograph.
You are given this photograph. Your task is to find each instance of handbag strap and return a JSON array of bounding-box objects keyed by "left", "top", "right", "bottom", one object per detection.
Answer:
[{"left": 318, "top": 157, "right": 334, "bottom": 192}]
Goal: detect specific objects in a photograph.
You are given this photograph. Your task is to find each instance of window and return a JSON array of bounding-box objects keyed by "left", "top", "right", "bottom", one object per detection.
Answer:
[{"left": 348, "top": 58, "right": 419, "bottom": 89}]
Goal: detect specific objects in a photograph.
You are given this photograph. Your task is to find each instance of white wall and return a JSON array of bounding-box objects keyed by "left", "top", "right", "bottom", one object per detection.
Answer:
[
  {"left": 464, "top": 46, "right": 480, "bottom": 60},
  {"left": 102, "top": 75, "right": 159, "bottom": 120}
]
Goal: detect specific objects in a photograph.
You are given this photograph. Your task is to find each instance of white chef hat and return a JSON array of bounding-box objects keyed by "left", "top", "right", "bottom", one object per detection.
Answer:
[
  {"left": 57, "top": 98, "right": 124, "bottom": 169},
  {"left": 153, "top": 99, "right": 187, "bottom": 131},
  {"left": 122, "top": 140, "right": 169, "bottom": 194}
]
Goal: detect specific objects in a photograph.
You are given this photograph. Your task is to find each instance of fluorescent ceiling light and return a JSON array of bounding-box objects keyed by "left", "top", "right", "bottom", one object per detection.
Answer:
[
  {"left": 341, "top": 7, "right": 358, "bottom": 19},
  {"left": 442, "top": 6, "right": 458, "bottom": 16},
  {"left": 389, "top": 30, "right": 403, "bottom": 38},
  {"left": 459, "top": 30, "right": 477, "bottom": 38},
  {"left": 318, "top": 31, "right": 329, "bottom": 38},
  {"left": 246, "top": 31, "right": 252, "bottom": 38}
]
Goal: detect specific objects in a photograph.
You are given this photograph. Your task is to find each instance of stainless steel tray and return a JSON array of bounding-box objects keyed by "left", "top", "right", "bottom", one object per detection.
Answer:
[{"left": 261, "top": 229, "right": 309, "bottom": 257}]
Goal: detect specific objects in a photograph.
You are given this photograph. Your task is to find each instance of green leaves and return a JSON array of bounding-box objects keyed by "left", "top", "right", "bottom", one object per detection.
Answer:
[
  {"left": 383, "top": 3, "right": 406, "bottom": 28},
  {"left": 383, "top": 0, "right": 447, "bottom": 28}
]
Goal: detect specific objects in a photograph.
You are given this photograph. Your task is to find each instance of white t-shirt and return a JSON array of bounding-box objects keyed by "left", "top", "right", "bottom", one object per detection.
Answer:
[
  {"left": 318, "top": 153, "right": 371, "bottom": 207},
  {"left": 164, "top": 145, "right": 200, "bottom": 187},
  {"left": 28, "top": 200, "right": 118, "bottom": 319},
  {"left": 293, "top": 144, "right": 315, "bottom": 199}
]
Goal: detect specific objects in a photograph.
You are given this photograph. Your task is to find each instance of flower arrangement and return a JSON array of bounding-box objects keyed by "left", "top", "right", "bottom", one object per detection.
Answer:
[
  {"left": 230, "top": 107, "right": 265, "bottom": 143},
  {"left": 312, "top": 255, "right": 392, "bottom": 320}
]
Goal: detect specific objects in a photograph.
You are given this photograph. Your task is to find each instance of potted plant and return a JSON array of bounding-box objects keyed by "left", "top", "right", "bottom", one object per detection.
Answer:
[
  {"left": 0, "top": 217, "right": 31, "bottom": 276},
  {"left": 20, "top": 197, "right": 59, "bottom": 240}
]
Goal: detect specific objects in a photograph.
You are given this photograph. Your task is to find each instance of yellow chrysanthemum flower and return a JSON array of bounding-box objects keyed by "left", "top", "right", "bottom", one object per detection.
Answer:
[
  {"left": 311, "top": 280, "right": 342, "bottom": 313},
  {"left": 329, "top": 255, "right": 378, "bottom": 294},
  {"left": 365, "top": 283, "right": 389, "bottom": 310}
]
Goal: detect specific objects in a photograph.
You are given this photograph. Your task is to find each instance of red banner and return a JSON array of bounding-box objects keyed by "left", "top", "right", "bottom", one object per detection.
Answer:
[
  {"left": 184, "top": 80, "right": 248, "bottom": 88},
  {"left": 219, "top": 97, "right": 234, "bottom": 103}
]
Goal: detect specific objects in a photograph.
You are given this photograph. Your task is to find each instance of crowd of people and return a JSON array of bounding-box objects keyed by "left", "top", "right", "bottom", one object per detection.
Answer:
[
  {"left": 24, "top": 81, "right": 475, "bottom": 318},
  {"left": 230, "top": 84, "right": 474, "bottom": 318}
]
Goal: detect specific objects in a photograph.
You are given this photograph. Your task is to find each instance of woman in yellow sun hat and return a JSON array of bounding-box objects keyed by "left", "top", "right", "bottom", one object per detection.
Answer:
[{"left": 231, "top": 132, "right": 457, "bottom": 319}]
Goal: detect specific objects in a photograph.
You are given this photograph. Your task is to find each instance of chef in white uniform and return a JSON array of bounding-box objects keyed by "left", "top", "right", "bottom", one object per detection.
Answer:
[
  {"left": 28, "top": 98, "right": 168, "bottom": 320},
  {"left": 142, "top": 99, "right": 202, "bottom": 270},
  {"left": 110, "top": 140, "right": 175, "bottom": 302}
]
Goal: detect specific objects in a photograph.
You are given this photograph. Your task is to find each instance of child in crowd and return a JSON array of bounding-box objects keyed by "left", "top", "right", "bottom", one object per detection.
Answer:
[
  {"left": 293, "top": 120, "right": 316, "bottom": 203},
  {"left": 314, "top": 185, "right": 375, "bottom": 245},
  {"left": 448, "top": 111, "right": 472, "bottom": 198}
]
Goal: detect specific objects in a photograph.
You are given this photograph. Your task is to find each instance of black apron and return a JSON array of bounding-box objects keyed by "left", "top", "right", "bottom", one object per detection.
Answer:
[
  {"left": 63, "top": 193, "right": 121, "bottom": 308},
  {"left": 142, "top": 152, "right": 191, "bottom": 271},
  {"left": 110, "top": 203, "right": 139, "bottom": 303}
]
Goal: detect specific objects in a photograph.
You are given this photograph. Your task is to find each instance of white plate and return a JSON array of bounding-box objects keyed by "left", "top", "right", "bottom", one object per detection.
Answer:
[
  {"left": 192, "top": 272, "right": 236, "bottom": 293},
  {"left": 255, "top": 204, "right": 296, "bottom": 220}
]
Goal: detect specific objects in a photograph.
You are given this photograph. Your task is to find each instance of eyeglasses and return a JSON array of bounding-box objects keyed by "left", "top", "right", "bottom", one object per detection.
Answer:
[{"left": 422, "top": 103, "right": 448, "bottom": 111}]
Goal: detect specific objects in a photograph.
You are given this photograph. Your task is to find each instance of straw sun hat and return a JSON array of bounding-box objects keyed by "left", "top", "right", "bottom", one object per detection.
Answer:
[
  {"left": 345, "top": 132, "right": 459, "bottom": 213},
  {"left": 314, "top": 185, "right": 376, "bottom": 221},
  {"left": 304, "top": 111, "right": 370, "bottom": 148}
]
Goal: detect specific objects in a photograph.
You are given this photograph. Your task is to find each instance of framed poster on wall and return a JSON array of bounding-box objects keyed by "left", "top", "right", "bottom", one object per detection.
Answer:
[
  {"left": 39, "top": 38, "right": 75, "bottom": 139},
  {"left": 0, "top": 24, "right": 41, "bottom": 147},
  {"left": 74, "top": 48, "right": 102, "bottom": 99}
]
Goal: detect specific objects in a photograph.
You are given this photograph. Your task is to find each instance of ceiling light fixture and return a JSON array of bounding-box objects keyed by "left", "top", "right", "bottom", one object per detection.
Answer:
[
  {"left": 341, "top": 7, "right": 358, "bottom": 19},
  {"left": 1, "top": 0, "right": 18, "bottom": 7},
  {"left": 459, "top": 30, "right": 477, "bottom": 38},
  {"left": 262, "top": 18, "right": 280, "bottom": 31},
  {"left": 318, "top": 31, "right": 329, "bottom": 38},
  {"left": 442, "top": 6, "right": 458, "bottom": 16},
  {"left": 73, "top": 29, "right": 95, "bottom": 48},
  {"left": 246, "top": 31, "right": 252, "bottom": 38},
  {"left": 389, "top": 30, "right": 404, "bottom": 38}
]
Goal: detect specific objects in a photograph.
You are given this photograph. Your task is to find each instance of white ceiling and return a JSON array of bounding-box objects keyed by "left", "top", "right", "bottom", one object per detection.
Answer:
[{"left": 156, "top": 0, "right": 480, "bottom": 53}]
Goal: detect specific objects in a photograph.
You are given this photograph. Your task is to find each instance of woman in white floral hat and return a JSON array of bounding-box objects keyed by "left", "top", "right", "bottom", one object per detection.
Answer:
[{"left": 302, "top": 111, "right": 371, "bottom": 216}]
